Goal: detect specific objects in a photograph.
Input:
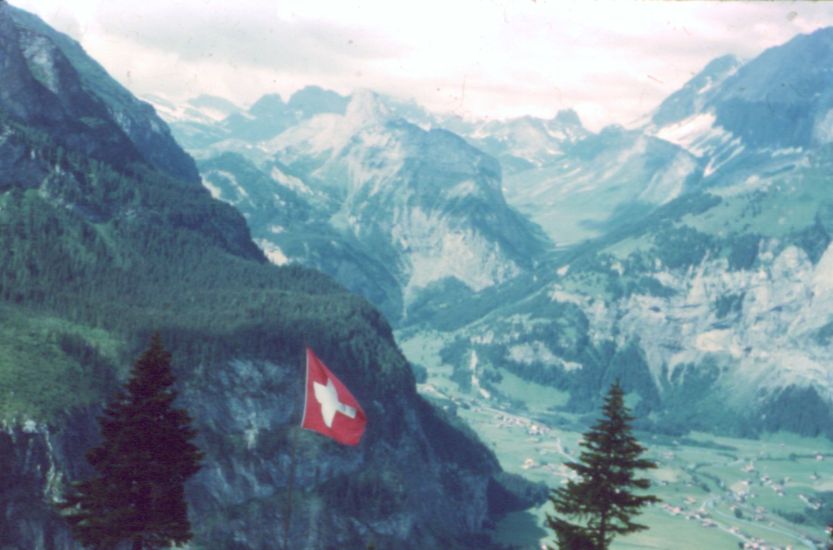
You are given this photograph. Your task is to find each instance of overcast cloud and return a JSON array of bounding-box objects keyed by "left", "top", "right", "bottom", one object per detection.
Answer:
[{"left": 9, "top": 0, "right": 833, "bottom": 130}]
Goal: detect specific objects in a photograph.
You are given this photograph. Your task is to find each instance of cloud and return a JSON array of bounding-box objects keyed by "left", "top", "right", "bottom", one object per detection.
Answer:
[
  {"left": 9, "top": 0, "right": 833, "bottom": 130},
  {"left": 94, "top": 3, "right": 406, "bottom": 69}
]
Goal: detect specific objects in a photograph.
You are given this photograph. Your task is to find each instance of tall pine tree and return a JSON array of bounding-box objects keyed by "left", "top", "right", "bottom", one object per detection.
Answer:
[
  {"left": 59, "top": 334, "right": 203, "bottom": 550},
  {"left": 547, "top": 381, "right": 658, "bottom": 550}
]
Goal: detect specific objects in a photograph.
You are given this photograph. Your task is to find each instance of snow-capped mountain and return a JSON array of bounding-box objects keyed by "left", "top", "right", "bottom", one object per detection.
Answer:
[
  {"left": 428, "top": 98, "right": 702, "bottom": 249},
  {"left": 160, "top": 85, "right": 350, "bottom": 156},
  {"left": 459, "top": 109, "right": 589, "bottom": 174},
  {"left": 184, "top": 91, "right": 549, "bottom": 322},
  {"left": 148, "top": 93, "right": 243, "bottom": 125},
  {"left": 647, "top": 28, "right": 833, "bottom": 183},
  {"left": 650, "top": 54, "right": 743, "bottom": 129}
]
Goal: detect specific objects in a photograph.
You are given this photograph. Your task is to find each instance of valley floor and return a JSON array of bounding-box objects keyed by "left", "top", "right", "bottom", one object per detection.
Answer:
[{"left": 399, "top": 332, "right": 833, "bottom": 550}]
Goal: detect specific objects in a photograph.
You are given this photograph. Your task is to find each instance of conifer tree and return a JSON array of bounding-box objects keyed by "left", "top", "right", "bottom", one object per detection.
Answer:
[
  {"left": 547, "top": 381, "right": 658, "bottom": 550},
  {"left": 59, "top": 334, "right": 203, "bottom": 550}
]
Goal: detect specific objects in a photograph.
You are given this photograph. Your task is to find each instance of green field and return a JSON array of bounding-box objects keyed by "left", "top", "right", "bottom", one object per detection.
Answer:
[{"left": 399, "top": 331, "right": 833, "bottom": 549}]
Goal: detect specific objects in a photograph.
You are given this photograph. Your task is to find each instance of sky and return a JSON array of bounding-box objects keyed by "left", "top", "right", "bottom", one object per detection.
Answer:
[{"left": 9, "top": 0, "right": 833, "bottom": 130}]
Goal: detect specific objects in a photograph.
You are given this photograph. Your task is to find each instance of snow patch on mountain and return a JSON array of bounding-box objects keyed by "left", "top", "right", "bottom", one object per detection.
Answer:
[
  {"left": 813, "top": 108, "right": 833, "bottom": 144},
  {"left": 256, "top": 239, "right": 290, "bottom": 265},
  {"left": 200, "top": 169, "right": 251, "bottom": 206},
  {"left": 201, "top": 177, "right": 223, "bottom": 201},
  {"left": 507, "top": 342, "right": 582, "bottom": 371},
  {"left": 713, "top": 175, "right": 771, "bottom": 198},
  {"left": 270, "top": 166, "right": 315, "bottom": 197},
  {"left": 654, "top": 113, "right": 724, "bottom": 156},
  {"left": 650, "top": 111, "right": 747, "bottom": 179},
  {"left": 146, "top": 94, "right": 241, "bottom": 125}
]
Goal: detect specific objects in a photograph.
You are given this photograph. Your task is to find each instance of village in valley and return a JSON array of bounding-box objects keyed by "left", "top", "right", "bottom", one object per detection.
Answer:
[
  {"left": 406, "top": 333, "right": 833, "bottom": 550},
  {"left": 466, "top": 394, "right": 830, "bottom": 549}
]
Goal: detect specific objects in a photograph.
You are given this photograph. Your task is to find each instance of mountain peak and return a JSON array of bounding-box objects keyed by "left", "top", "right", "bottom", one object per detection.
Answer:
[
  {"left": 651, "top": 53, "right": 743, "bottom": 127},
  {"left": 190, "top": 94, "right": 240, "bottom": 112},
  {"left": 705, "top": 26, "right": 833, "bottom": 148},
  {"left": 249, "top": 93, "right": 286, "bottom": 117},
  {"left": 287, "top": 85, "right": 349, "bottom": 116},
  {"left": 345, "top": 89, "right": 391, "bottom": 126},
  {"left": 553, "top": 108, "right": 583, "bottom": 128}
]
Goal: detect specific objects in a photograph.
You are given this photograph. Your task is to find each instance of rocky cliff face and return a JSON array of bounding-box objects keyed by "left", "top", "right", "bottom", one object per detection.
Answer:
[
  {"left": 181, "top": 357, "right": 505, "bottom": 548},
  {"left": 2, "top": 350, "right": 516, "bottom": 549},
  {"left": 1, "top": 421, "right": 84, "bottom": 550}
]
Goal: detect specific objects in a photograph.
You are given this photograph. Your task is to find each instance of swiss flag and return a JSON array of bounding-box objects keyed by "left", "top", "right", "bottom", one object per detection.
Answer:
[{"left": 301, "top": 347, "right": 367, "bottom": 446}]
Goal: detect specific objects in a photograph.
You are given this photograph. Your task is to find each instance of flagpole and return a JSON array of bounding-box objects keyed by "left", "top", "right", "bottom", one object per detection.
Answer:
[
  {"left": 284, "top": 346, "right": 306, "bottom": 550},
  {"left": 283, "top": 425, "right": 299, "bottom": 550}
]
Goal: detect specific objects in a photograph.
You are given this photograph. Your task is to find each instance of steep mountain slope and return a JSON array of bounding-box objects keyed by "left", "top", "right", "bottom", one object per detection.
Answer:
[
  {"left": 3, "top": 7, "right": 200, "bottom": 184},
  {"left": 408, "top": 29, "right": 833, "bottom": 439},
  {"left": 648, "top": 28, "right": 833, "bottom": 182},
  {"left": 650, "top": 54, "right": 743, "bottom": 128},
  {"left": 273, "top": 93, "right": 547, "bottom": 294},
  {"left": 197, "top": 151, "right": 404, "bottom": 318},
  {"left": 0, "top": 5, "right": 536, "bottom": 548}
]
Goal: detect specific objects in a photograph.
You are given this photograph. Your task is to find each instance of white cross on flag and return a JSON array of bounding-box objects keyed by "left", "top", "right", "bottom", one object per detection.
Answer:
[{"left": 301, "top": 347, "right": 367, "bottom": 445}]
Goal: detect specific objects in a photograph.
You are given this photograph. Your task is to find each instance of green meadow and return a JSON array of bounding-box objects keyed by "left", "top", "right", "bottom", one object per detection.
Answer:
[{"left": 400, "top": 331, "right": 833, "bottom": 549}]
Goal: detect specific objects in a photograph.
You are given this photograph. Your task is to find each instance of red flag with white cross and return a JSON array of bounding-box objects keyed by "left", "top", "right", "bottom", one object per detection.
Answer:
[{"left": 301, "top": 347, "right": 367, "bottom": 446}]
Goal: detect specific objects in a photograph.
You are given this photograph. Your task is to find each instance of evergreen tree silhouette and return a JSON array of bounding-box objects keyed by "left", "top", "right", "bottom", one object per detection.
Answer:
[
  {"left": 547, "top": 381, "right": 658, "bottom": 549},
  {"left": 60, "top": 334, "right": 203, "bottom": 549}
]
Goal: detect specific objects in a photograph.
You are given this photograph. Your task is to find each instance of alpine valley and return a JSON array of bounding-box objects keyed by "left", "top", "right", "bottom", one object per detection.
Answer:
[
  {"left": 154, "top": 25, "right": 833, "bottom": 548},
  {"left": 4, "top": 1, "right": 833, "bottom": 548},
  {"left": 167, "top": 27, "right": 833, "bottom": 439}
]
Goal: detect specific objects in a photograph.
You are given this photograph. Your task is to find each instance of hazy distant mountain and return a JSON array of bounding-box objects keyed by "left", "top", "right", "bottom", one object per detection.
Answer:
[
  {"left": 196, "top": 91, "right": 549, "bottom": 321},
  {"left": 163, "top": 85, "right": 350, "bottom": 153},
  {"left": 502, "top": 124, "right": 701, "bottom": 246},
  {"left": 648, "top": 28, "right": 833, "bottom": 180}
]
